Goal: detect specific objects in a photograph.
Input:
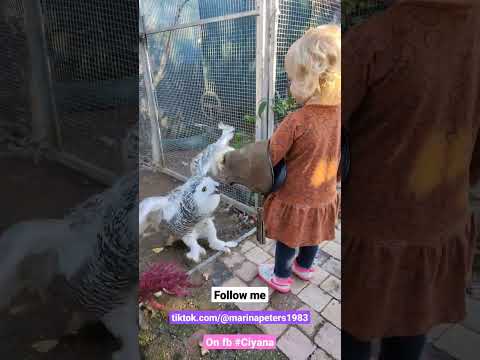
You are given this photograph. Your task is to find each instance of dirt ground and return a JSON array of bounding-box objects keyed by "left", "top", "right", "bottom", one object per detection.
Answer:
[
  {"left": 140, "top": 302, "right": 288, "bottom": 360},
  {"left": 0, "top": 156, "right": 118, "bottom": 359},
  {"left": 139, "top": 170, "right": 292, "bottom": 360},
  {"left": 162, "top": 150, "right": 199, "bottom": 178}
]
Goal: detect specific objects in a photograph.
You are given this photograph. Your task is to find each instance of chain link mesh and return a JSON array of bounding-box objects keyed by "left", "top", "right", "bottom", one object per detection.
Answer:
[
  {"left": 140, "top": 0, "right": 258, "bottom": 206},
  {"left": 141, "top": 0, "right": 256, "bottom": 33},
  {"left": 38, "top": 0, "right": 138, "bottom": 174},
  {"left": 139, "top": 60, "right": 153, "bottom": 168},
  {"left": 0, "top": 1, "right": 29, "bottom": 147},
  {"left": 139, "top": 0, "right": 344, "bottom": 208},
  {"left": 274, "top": 0, "right": 341, "bottom": 126}
]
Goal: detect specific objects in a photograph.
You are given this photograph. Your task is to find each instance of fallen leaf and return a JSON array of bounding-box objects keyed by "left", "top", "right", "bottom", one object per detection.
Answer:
[
  {"left": 32, "top": 339, "right": 59, "bottom": 353},
  {"left": 202, "top": 273, "right": 209, "bottom": 281},
  {"left": 152, "top": 247, "right": 164, "bottom": 254},
  {"left": 147, "top": 299, "right": 165, "bottom": 311}
]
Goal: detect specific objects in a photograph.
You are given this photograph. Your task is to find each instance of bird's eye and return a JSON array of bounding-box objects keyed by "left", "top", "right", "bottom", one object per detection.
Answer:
[{"left": 202, "top": 186, "right": 207, "bottom": 192}]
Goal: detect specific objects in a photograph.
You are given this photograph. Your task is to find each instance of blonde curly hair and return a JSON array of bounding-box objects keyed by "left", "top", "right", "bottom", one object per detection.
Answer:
[{"left": 285, "top": 24, "right": 341, "bottom": 105}]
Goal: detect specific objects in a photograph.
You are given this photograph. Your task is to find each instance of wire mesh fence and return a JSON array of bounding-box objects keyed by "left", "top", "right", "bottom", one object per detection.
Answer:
[
  {"left": 139, "top": 62, "right": 153, "bottom": 168},
  {"left": 141, "top": 0, "right": 257, "bottom": 33},
  {"left": 39, "top": 0, "right": 138, "bottom": 175},
  {"left": 140, "top": 0, "right": 259, "bottom": 207},
  {"left": 139, "top": 0, "right": 343, "bottom": 210},
  {"left": 0, "top": 1, "right": 30, "bottom": 147},
  {"left": 1, "top": 0, "right": 138, "bottom": 183},
  {"left": 273, "top": 0, "right": 341, "bottom": 127}
]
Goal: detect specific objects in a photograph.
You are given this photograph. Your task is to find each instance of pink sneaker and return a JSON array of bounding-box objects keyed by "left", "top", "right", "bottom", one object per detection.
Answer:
[
  {"left": 292, "top": 260, "right": 315, "bottom": 281},
  {"left": 257, "top": 264, "right": 293, "bottom": 293}
]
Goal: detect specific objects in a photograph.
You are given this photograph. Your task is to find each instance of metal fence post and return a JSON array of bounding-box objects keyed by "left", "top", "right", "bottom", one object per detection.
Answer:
[
  {"left": 140, "top": 16, "right": 165, "bottom": 169},
  {"left": 23, "top": 0, "right": 61, "bottom": 148},
  {"left": 256, "top": 0, "right": 279, "bottom": 140},
  {"left": 255, "top": 0, "right": 279, "bottom": 212},
  {"left": 255, "top": 0, "right": 268, "bottom": 143},
  {"left": 266, "top": 0, "right": 279, "bottom": 138}
]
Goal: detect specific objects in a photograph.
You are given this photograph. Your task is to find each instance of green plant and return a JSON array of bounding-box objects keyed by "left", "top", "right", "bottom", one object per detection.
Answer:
[
  {"left": 231, "top": 132, "right": 254, "bottom": 150},
  {"left": 244, "top": 114, "right": 256, "bottom": 125},
  {"left": 243, "top": 95, "right": 297, "bottom": 127},
  {"left": 236, "top": 96, "right": 298, "bottom": 150},
  {"left": 271, "top": 95, "right": 297, "bottom": 120}
]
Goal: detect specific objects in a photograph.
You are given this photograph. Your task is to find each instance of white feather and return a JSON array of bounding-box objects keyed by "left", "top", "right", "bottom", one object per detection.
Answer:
[
  {"left": 190, "top": 122, "right": 235, "bottom": 177},
  {"left": 139, "top": 196, "right": 168, "bottom": 236}
]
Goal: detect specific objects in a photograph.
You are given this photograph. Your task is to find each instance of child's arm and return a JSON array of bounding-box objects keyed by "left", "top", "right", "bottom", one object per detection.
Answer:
[{"left": 269, "top": 112, "right": 303, "bottom": 166}]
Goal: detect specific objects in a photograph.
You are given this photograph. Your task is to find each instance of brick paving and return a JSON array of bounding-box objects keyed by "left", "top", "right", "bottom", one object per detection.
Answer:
[
  {"left": 431, "top": 324, "right": 478, "bottom": 360},
  {"left": 427, "top": 299, "right": 480, "bottom": 360},
  {"left": 215, "top": 226, "right": 342, "bottom": 360},
  {"left": 277, "top": 327, "right": 317, "bottom": 360},
  {"left": 233, "top": 261, "right": 258, "bottom": 282},
  {"left": 424, "top": 277, "right": 480, "bottom": 359}
]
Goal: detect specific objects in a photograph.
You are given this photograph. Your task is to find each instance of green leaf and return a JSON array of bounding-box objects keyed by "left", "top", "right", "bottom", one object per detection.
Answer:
[
  {"left": 286, "top": 96, "right": 296, "bottom": 107},
  {"left": 258, "top": 100, "right": 268, "bottom": 118},
  {"left": 244, "top": 115, "right": 256, "bottom": 125},
  {"left": 231, "top": 133, "right": 244, "bottom": 149}
]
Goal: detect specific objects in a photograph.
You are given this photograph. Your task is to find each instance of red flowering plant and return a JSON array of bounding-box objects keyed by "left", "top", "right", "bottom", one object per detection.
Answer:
[{"left": 139, "top": 262, "right": 198, "bottom": 310}]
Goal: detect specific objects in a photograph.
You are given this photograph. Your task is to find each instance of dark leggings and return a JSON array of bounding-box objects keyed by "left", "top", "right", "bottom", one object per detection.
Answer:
[
  {"left": 342, "top": 331, "right": 426, "bottom": 360},
  {"left": 274, "top": 241, "right": 318, "bottom": 278}
]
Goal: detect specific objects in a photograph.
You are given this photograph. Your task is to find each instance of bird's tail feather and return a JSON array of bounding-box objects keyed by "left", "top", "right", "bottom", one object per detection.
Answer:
[
  {"left": 0, "top": 220, "right": 67, "bottom": 311},
  {"left": 218, "top": 122, "right": 235, "bottom": 133},
  {"left": 217, "top": 122, "right": 235, "bottom": 145},
  {"left": 139, "top": 196, "right": 167, "bottom": 237}
]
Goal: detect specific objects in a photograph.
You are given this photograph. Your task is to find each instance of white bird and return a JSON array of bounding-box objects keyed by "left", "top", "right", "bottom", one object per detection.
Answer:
[
  {"left": 190, "top": 122, "right": 235, "bottom": 178},
  {"left": 0, "top": 172, "right": 140, "bottom": 360},
  {"left": 139, "top": 176, "right": 237, "bottom": 263}
]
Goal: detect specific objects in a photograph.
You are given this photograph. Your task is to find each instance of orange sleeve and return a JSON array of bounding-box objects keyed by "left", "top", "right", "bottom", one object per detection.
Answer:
[{"left": 268, "top": 112, "right": 303, "bottom": 166}]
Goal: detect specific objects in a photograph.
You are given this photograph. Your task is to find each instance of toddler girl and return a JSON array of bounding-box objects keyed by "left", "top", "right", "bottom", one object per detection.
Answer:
[{"left": 256, "top": 24, "right": 341, "bottom": 292}]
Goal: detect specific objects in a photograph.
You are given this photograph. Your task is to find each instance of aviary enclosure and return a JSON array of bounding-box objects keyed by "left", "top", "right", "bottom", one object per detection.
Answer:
[
  {"left": 1, "top": 1, "right": 137, "bottom": 358},
  {"left": 0, "top": 0, "right": 137, "bottom": 182},
  {"left": 139, "top": 0, "right": 341, "bottom": 212}
]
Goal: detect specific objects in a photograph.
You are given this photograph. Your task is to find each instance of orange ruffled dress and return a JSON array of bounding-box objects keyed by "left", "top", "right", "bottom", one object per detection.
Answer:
[
  {"left": 263, "top": 104, "right": 340, "bottom": 248},
  {"left": 342, "top": 1, "right": 479, "bottom": 340}
]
